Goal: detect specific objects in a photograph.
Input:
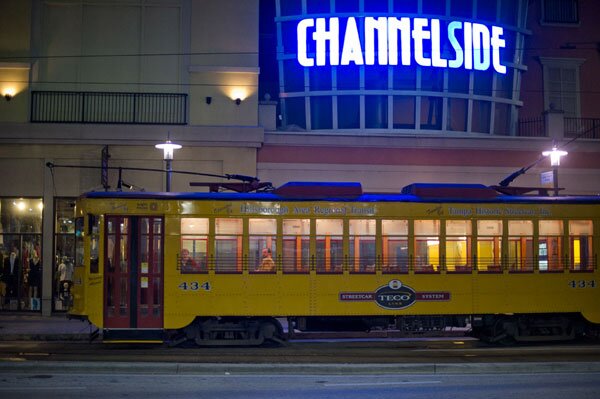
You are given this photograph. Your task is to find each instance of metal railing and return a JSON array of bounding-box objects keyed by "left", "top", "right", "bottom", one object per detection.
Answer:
[
  {"left": 564, "top": 117, "right": 600, "bottom": 139},
  {"left": 517, "top": 117, "right": 546, "bottom": 137},
  {"left": 175, "top": 254, "right": 596, "bottom": 274},
  {"left": 31, "top": 91, "right": 187, "bottom": 125}
]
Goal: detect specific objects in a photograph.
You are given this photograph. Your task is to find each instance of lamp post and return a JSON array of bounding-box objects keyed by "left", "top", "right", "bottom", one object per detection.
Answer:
[
  {"left": 155, "top": 134, "right": 181, "bottom": 192},
  {"left": 542, "top": 146, "right": 567, "bottom": 196}
]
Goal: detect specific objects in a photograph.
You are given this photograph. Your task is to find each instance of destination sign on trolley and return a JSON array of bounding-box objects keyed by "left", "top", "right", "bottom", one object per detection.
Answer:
[{"left": 297, "top": 16, "right": 507, "bottom": 74}]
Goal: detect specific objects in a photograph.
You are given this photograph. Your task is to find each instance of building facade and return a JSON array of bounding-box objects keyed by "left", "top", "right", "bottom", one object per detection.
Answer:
[{"left": 0, "top": 0, "right": 599, "bottom": 314}]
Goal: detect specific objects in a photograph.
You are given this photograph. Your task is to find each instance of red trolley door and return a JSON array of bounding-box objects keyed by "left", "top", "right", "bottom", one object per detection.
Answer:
[{"left": 104, "top": 216, "right": 164, "bottom": 329}]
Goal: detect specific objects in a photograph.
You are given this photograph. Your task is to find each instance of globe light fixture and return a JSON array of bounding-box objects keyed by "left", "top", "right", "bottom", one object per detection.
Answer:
[
  {"left": 542, "top": 146, "right": 568, "bottom": 196},
  {"left": 155, "top": 134, "right": 182, "bottom": 192}
]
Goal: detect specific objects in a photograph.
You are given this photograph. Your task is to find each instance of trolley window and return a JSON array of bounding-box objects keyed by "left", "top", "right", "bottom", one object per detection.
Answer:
[
  {"left": 539, "top": 220, "right": 564, "bottom": 272},
  {"left": 180, "top": 218, "right": 208, "bottom": 273},
  {"left": 249, "top": 218, "right": 277, "bottom": 273},
  {"left": 215, "top": 218, "right": 243, "bottom": 273},
  {"left": 508, "top": 220, "right": 534, "bottom": 272},
  {"left": 349, "top": 219, "right": 376, "bottom": 273},
  {"left": 382, "top": 219, "right": 408, "bottom": 273},
  {"left": 75, "top": 217, "right": 84, "bottom": 268},
  {"left": 477, "top": 220, "right": 502, "bottom": 272},
  {"left": 414, "top": 220, "right": 440, "bottom": 273},
  {"left": 446, "top": 220, "right": 472, "bottom": 273},
  {"left": 569, "top": 220, "right": 593, "bottom": 271},
  {"left": 282, "top": 219, "right": 310, "bottom": 273},
  {"left": 89, "top": 215, "right": 100, "bottom": 274},
  {"left": 316, "top": 219, "right": 343, "bottom": 273}
]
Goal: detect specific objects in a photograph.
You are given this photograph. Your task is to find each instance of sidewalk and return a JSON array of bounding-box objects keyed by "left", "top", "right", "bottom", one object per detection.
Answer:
[{"left": 0, "top": 313, "right": 93, "bottom": 341}]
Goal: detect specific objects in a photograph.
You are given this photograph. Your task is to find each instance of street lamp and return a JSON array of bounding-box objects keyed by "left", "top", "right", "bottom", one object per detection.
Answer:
[
  {"left": 155, "top": 134, "right": 181, "bottom": 192},
  {"left": 542, "top": 146, "right": 567, "bottom": 196}
]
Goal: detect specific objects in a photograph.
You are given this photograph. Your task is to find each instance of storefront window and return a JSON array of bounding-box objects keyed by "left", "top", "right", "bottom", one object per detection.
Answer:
[
  {"left": 54, "top": 198, "right": 76, "bottom": 311},
  {"left": 0, "top": 198, "right": 43, "bottom": 311}
]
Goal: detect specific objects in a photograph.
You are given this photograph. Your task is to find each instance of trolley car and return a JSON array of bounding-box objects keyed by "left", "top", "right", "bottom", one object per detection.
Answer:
[{"left": 69, "top": 182, "right": 600, "bottom": 345}]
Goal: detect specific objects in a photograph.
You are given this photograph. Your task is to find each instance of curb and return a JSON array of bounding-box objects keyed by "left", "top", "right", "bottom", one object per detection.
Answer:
[
  {"left": 1, "top": 361, "right": 600, "bottom": 375},
  {"left": 0, "top": 334, "right": 89, "bottom": 342}
]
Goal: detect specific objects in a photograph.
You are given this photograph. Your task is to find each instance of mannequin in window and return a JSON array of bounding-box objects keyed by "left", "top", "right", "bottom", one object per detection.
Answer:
[
  {"left": 57, "top": 257, "right": 73, "bottom": 300},
  {"left": 28, "top": 252, "right": 42, "bottom": 299},
  {"left": 2, "top": 245, "right": 20, "bottom": 304}
]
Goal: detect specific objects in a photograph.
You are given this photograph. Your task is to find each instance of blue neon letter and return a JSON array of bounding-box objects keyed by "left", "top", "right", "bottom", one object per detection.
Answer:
[
  {"left": 472, "top": 23, "right": 491, "bottom": 71},
  {"left": 412, "top": 18, "right": 431, "bottom": 67},
  {"left": 365, "top": 17, "right": 388, "bottom": 65},
  {"left": 430, "top": 19, "right": 447, "bottom": 68},
  {"left": 447, "top": 21, "right": 464, "bottom": 69},
  {"left": 388, "top": 17, "right": 411, "bottom": 66},
  {"left": 297, "top": 18, "right": 314, "bottom": 67},
  {"left": 491, "top": 26, "right": 506, "bottom": 74},
  {"left": 314, "top": 17, "right": 339, "bottom": 66},
  {"left": 340, "top": 17, "right": 364, "bottom": 65}
]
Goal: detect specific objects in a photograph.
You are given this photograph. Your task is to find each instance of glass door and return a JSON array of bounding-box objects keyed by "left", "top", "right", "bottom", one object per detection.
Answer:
[{"left": 104, "top": 216, "right": 163, "bottom": 329}]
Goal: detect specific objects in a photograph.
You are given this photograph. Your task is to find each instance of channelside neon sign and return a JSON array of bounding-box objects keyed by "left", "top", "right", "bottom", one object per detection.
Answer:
[{"left": 296, "top": 17, "right": 507, "bottom": 74}]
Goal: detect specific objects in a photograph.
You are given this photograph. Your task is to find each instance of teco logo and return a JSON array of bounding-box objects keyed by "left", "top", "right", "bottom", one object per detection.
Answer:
[{"left": 375, "top": 280, "right": 416, "bottom": 310}]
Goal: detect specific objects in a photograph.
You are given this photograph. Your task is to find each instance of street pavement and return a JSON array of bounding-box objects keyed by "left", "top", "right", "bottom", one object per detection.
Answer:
[{"left": 1, "top": 313, "right": 600, "bottom": 376}]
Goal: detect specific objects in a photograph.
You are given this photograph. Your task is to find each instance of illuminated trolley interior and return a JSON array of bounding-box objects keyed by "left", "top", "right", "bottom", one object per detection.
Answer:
[{"left": 70, "top": 183, "right": 600, "bottom": 345}]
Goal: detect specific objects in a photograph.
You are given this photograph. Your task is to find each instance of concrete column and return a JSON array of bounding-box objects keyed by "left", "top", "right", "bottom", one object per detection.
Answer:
[
  {"left": 544, "top": 108, "right": 565, "bottom": 140},
  {"left": 258, "top": 94, "right": 278, "bottom": 131},
  {"left": 42, "top": 159, "right": 54, "bottom": 316}
]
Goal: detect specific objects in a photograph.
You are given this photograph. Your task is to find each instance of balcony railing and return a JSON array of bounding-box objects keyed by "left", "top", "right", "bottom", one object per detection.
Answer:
[
  {"left": 517, "top": 117, "right": 546, "bottom": 137},
  {"left": 517, "top": 117, "right": 600, "bottom": 140},
  {"left": 31, "top": 91, "right": 187, "bottom": 125},
  {"left": 564, "top": 117, "right": 600, "bottom": 139}
]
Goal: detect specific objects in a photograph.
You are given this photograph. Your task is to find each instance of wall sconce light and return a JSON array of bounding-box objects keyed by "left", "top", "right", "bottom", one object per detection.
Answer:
[
  {"left": 205, "top": 96, "right": 212, "bottom": 105},
  {"left": 3, "top": 88, "right": 15, "bottom": 102},
  {"left": 235, "top": 98, "right": 241, "bottom": 106}
]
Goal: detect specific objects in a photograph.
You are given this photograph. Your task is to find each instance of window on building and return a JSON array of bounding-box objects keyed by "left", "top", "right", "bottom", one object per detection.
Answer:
[
  {"left": 249, "top": 218, "right": 277, "bottom": 273},
  {"left": 215, "top": 218, "right": 243, "bottom": 273},
  {"left": 542, "top": 0, "right": 579, "bottom": 24},
  {"left": 311, "top": 96, "right": 333, "bottom": 130},
  {"left": 414, "top": 220, "right": 440, "bottom": 273},
  {"left": 540, "top": 57, "right": 583, "bottom": 117},
  {"left": 508, "top": 220, "right": 534, "bottom": 272},
  {"left": 316, "top": 219, "right": 343, "bottom": 273},
  {"left": 569, "top": 220, "right": 593, "bottom": 271},
  {"left": 180, "top": 218, "right": 209, "bottom": 273},
  {"left": 393, "top": 96, "right": 416, "bottom": 129},
  {"left": 446, "top": 220, "right": 472, "bottom": 272},
  {"left": 338, "top": 96, "right": 360, "bottom": 129},
  {"left": 54, "top": 198, "right": 76, "bottom": 309},
  {"left": 382, "top": 220, "right": 408, "bottom": 273},
  {"left": 282, "top": 219, "right": 310, "bottom": 273},
  {"left": 349, "top": 219, "right": 376, "bottom": 273},
  {"left": 0, "top": 198, "right": 43, "bottom": 311},
  {"left": 477, "top": 220, "right": 503, "bottom": 272},
  {"left": 539, "top": 220, "right": 564, "bottom": 271}
]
